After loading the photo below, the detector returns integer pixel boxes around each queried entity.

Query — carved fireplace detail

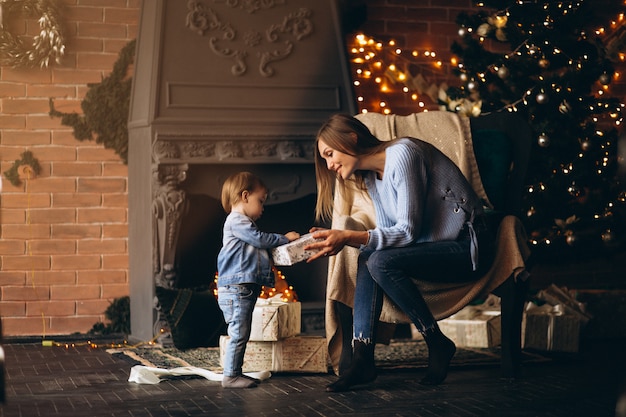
[128,0,356,341]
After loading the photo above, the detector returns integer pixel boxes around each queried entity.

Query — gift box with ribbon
[522,303,582,353]
[250,298,301,342]
[271,233,322,266]
[435,295,502,348]
[220,335,328,373]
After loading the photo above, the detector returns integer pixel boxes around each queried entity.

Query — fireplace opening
[175,187,328,303]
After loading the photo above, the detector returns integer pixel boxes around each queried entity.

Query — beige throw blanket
[325,111,530,374]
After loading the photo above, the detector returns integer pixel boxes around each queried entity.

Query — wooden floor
[1,336,625,417]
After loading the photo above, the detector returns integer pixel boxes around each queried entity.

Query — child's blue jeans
[217,283,261,377]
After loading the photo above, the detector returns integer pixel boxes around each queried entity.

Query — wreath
[0,0,65,68]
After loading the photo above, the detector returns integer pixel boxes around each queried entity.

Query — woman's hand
[304,227,368,262]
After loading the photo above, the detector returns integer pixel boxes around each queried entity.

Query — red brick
[51,255,101,270]
[79,0,128,7]
[77,178,126,193]
[2,285,50,301]
[78,22,127,39]
[102,194,127,207]
[31,271,77,285]
[1,67,52,83]
[76,52,119,70]
[49,284,101,300]
[0,130,51,145]
[29,240,76,255]
[66,5,105,22]
[0,301,26,316]
[49,316,102,335]
[51,224,101,239]
[77,270,126,285]
[36,146,78,161]
[77,207,126,223]
[29,209,76,224]
[49,98,84,114]
[103,224,128,238]
[76,299,111,315]
[51,130,81,146]
[104,39,134,53]
[27,115,67,130]
[2,255,51,271]
[102,254,128,269]
[26,300,76,316]
[1,193,51,209]
[105,7,139,24]
[1,224,51,239]
[0,114,27,129]
[102,162,128,176]
[53,162,102,176]
[52,69,103,85]
[0,272,27,286]
[101,283,129,299]
[2,98,52,114]
[28,85,77,98]
[0,240,26,255]
[67,37,104,53]
[78,147,122,162]
[78,238,126,254]
[29,178,77,193]
[0,82,27,97]
[53,193,102,207]
[1,317,52,336]
[0,209,26,223]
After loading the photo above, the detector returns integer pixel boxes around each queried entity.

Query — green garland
[0,0,65,68]
[49,39,136,164]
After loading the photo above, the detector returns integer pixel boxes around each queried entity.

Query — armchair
[325,110,533,378]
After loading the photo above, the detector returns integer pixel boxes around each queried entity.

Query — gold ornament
[0,0,65,68]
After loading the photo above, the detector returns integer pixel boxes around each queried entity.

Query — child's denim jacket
[217,211,289,288]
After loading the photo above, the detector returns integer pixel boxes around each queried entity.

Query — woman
[305,114,486,392]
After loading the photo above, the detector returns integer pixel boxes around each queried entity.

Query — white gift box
[271,233,322,266]
[250,299,301,341]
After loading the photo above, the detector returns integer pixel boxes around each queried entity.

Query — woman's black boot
[420,325,456,385]
[326,340,377,392]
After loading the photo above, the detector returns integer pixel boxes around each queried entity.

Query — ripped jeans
[353,238,476,344]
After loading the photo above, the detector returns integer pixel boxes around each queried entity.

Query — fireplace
[127,0,357,341]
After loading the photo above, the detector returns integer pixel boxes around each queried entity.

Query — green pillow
[155,286,227,350]
[472,129,513,210]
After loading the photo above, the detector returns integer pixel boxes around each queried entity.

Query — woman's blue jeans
[217,283,261,377]
[353,239,476,343]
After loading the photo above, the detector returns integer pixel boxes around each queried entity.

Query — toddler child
[217,171,299,388]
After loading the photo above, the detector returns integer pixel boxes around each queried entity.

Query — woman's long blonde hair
[314,114,391,222]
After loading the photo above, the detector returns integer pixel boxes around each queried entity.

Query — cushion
[472,129,513,210]
[155,286,227,350]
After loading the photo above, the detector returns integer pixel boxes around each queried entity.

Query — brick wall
[1,1,624,337]
[0,0,140,336]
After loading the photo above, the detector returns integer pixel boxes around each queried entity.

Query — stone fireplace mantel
[128,0,356,341]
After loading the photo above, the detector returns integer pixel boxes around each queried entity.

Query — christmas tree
[444,0,626,260]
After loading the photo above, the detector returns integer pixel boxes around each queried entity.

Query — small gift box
[522,303,581,353]
[437,301,502,348]
[249,298,301,342]
[271,233,322,266]
[220,335,328,373]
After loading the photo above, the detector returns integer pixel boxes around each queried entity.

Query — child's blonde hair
[220,171,268,213]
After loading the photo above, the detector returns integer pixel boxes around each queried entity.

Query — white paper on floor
[128,365,271,384]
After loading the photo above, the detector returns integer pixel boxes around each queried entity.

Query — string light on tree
[449,0,626,257]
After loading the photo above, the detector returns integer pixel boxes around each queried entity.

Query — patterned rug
[109,338,548,373]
